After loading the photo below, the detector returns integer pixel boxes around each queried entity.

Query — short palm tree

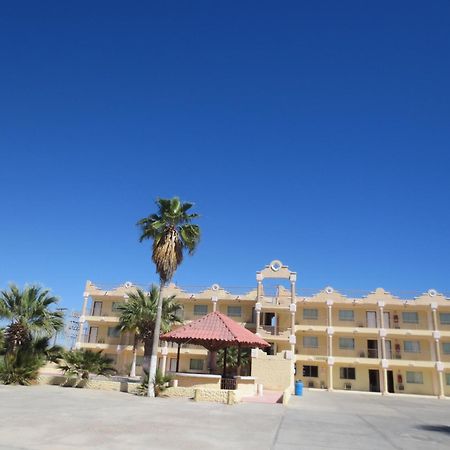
[0,336,61,385]
[58,349,116,385]
[137,197,200,396]
[217,347,250,376]
[0,285,64,353]
[117,286,182,377]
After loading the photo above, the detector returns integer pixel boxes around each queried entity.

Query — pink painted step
[241,390,283,404]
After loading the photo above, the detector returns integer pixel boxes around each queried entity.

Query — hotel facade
[76,260,450,398]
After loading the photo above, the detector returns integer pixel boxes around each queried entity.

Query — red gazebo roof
[160,311,270,351]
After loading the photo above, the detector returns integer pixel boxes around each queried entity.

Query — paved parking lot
[0,385,449,449]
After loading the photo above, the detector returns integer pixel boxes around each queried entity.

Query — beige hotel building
[76,260,450,398]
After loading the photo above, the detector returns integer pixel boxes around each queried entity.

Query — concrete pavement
[0,385,448,449]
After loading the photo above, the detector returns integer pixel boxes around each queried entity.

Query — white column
[327,357,334,391]
[212,296,218,312]
[256,275,263,334]
[161,342,168,376]
[76,293,89,347]
[326,300,333,327]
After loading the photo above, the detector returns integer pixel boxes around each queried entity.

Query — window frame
[439,313,450,325]
[227,306,242,317]
[339,337,355,350]
[442,342,450,354]
[303,336,319,348]
[406,371,423,384]
[403,341,421,353]
[402,311,419,324]
[189,358,204,371]
[193,304,208,316]
[302,365,319,377]
[303,308,318,320]
[340,367,356,380]
[339,310,355,321]
[107,327,121,338]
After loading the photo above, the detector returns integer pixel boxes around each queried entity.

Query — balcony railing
[260,325,290,336]
[296,347,326,356]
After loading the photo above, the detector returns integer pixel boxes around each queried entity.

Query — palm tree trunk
[129,336,138,377]
[147,282,164,397]
[142,335,153,376]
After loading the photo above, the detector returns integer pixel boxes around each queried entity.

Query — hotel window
[175,306,184,320]
[189,359,204,371]
[446,373,450,386]
[440,313,450,325]
[111,302,122,313]
[402,312,419,324]
[107,327,121,338]
[404,341,420,353]
[303,365,319,377]
[194,304,208,316]
[340,367,356,380]
[303,308,318,320]
[339,338,355,350]
[106,354,117,364]
[227,306,242,317]
[303,336,319,348]
[406,371,423,384]
[442,343,450,354]
[169,358,177,372]
[339,310,354,321]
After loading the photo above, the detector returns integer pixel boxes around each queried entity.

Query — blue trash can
[295,380,303,396]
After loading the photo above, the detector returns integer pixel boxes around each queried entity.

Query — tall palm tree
[117,286,182,377]
[137,197,200,396]
[0,285,64,354]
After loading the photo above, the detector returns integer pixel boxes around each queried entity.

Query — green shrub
[136,369,172,396]
[58,349,116,386]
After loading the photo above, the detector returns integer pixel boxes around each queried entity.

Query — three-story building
[76,260,450,398]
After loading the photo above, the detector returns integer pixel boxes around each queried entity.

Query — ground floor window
[406,371,423,384]
[446,373,450,386]
[340,367,356,380]
[106,354,117,364]
[169,358,177,372]
[189,358,204,371]
[303,365,319,377]
[442,342,450,354]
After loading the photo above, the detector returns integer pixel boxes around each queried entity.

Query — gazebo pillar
[176,343,181,372]
[237,346,242,376]
[222,347,227,377]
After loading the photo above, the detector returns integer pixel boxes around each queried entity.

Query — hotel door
[366,311,377,328]
[385,340,392,359]
[88,326,98,344]
[92,301,102,316]
[368,369,380,392]
[387,370,395,393]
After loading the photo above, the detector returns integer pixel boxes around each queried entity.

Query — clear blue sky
[1,1,449,311]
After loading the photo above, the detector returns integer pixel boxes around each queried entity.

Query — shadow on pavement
[415,425,450,434]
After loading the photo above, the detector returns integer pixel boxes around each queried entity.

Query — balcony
[258,326,290,340]
[84,314,120,324]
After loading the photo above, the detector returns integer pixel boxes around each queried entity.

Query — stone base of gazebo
[160,373,258,404]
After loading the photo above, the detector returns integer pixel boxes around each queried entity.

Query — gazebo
[160,311,269,386]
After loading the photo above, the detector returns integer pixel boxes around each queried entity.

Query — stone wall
[251,352,293,390]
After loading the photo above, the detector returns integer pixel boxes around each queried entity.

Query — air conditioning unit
[344,383,352,390]
[308,381,315,388]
